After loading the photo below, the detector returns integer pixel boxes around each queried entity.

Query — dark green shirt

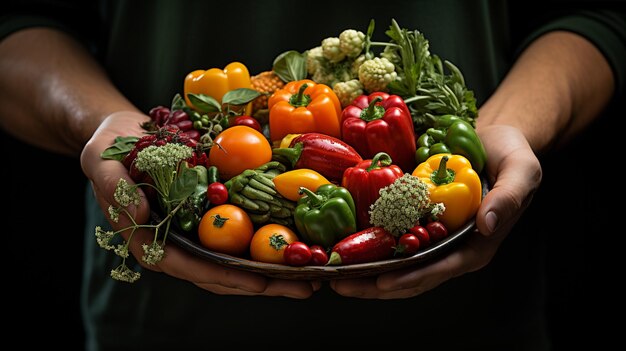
[2,1,625,350]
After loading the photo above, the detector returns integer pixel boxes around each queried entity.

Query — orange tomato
[249,224,299,264]
[198,204,254,256]
[209,126,272,181]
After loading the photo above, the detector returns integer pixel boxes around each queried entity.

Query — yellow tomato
[249,224,299,264]
[272,169,331,202]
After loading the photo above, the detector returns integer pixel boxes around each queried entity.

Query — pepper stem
[298,187,324,208]
[359,96,385,122]
[288,83,312,107]
[211,214,229,228]
[271,142,303,168]
[366,152,393,172]
[430,155,456,185]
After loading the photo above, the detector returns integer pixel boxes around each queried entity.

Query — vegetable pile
[97,19,485,282]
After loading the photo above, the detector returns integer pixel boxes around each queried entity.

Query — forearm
[0,27,140,156]
[477,31,614,152]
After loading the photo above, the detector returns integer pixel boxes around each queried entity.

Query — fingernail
[486,211,498,233]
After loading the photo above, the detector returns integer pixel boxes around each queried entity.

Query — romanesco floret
[321,37,346,63]
[333,79,364,108]
[358,57,397,93]
[369,174,445,236]
[306,46,324,76]
[339,29,365,58]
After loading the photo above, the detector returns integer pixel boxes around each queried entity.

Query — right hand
[80,111,319,298]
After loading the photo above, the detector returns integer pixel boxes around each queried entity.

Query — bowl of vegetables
[97,18,489,283]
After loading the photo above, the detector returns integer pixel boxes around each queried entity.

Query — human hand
[329,124,542,299]
[80,111,319,298]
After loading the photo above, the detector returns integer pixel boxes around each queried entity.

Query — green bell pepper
[415,114,486,173]
[176,163,209,232]
[294,184,357,249]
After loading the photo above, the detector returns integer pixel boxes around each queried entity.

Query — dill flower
[113,178,141,207]
[369,174,445,236]
[95,226,115,250]
[142,241,165,265]
[110,263,141,283]
[134,143,193,198]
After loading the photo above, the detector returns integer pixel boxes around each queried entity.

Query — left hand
[329,124,542,299]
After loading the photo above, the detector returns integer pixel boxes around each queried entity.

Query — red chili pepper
[272,132,363,183]
[326,226,396,265]
[341,152,404,230]
[341,92,417,173]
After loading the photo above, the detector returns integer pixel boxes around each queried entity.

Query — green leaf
[187,93,222,113]
[100,136,140,160]
[273,50,306,83]
[222,88,261,106]
[169,164,198,203]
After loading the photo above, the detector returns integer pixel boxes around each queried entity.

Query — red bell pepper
[341,152,404,230]
[341,92,416,173]
[272,133,363,183]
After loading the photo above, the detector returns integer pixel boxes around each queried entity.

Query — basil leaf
[169,165,198,203]
[273,50,306,83]
[187,93,222,113]
[100,136,140,160]
[222,88,261,106]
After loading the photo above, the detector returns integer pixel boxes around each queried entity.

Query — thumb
[475,126,542,237]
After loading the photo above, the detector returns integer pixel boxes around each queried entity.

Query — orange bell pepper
[412,153,482,232]
[267,79,342,143]
[184,62,252,114]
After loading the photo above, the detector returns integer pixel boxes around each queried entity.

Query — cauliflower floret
[339,29,365,58]
[306,46,324,76]
[358,57,397,93]
[380,45,402,66]
[333,79,364,108]
[350,54,366,77]
[321,37,346,63]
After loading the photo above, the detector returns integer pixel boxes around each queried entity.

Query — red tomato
[231,115,262,132]
[309,245,329,266]
[426,221,448,243]
[396,233,420,256]
[207,182,228,205]
[284,241,312,266]
[409,224,430,248]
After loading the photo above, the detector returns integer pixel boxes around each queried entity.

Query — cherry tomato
[426,221,448,243]
[197,204,254,256]
[409,224,430,248]
[207,182,228,205]
[209,126,272,180]
[231,115,262,132]
[250,224,298,264]
[396,233,420,256]
[284,241,312,266]
[309,245,329,266]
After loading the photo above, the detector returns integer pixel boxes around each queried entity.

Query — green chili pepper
[415,114,486,173]
[207,165,220,183]
[294,184,357,249]
[176,163,209,232]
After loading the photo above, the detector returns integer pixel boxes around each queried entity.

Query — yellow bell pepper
[412,153,482,232]
[184,62,252,114]
[272,168,331,202]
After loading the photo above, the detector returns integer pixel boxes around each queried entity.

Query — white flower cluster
[134,143,193,172]
[369,174,444,236]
